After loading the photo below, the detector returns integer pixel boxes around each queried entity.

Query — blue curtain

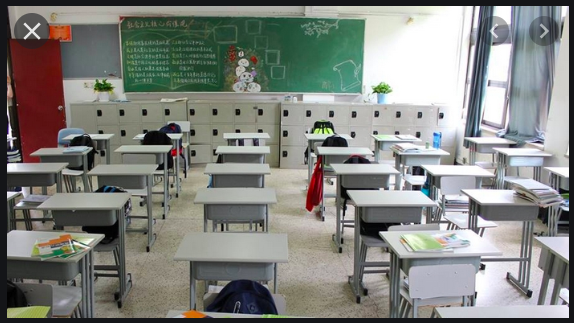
[500,6,562,145]
[464,6,495,148]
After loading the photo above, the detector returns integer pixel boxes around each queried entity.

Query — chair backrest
[57,128,85,147]
[440,176,477,196]
[388,224,440,232]
[407,264,476,299]
[167,120,190,132]
[15,283,53,318]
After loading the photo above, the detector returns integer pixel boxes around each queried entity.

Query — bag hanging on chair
[306,156,324,212]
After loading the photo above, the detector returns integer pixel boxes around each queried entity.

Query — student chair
[398,264,477,318]
[16,282,83,318]
[57,128,89,192]
[167,120,190,178]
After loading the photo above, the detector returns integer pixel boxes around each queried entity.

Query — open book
[391,142,435,153]
[31,234,95,260]
[401,233,470,253]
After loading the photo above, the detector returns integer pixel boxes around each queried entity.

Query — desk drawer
[8,260,81,281]
[341,175,390,189]
[206,205,266,221]
[402,155,441,167]
[402,257,481,275]
[96,175,147,190]
[52,210,117,226]
[478,205,538,221]
[192,262,274,281]
[361,207,422,223]
[212,175,264,188]
[222,154,265,164]
[507,156,545,167]
[477,144,511,154]
[7,173,57,187]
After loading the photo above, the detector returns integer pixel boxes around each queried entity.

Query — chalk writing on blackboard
[301,20,340,38]
[333,60,361,91]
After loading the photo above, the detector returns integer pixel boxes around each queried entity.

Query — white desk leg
[190,263,196,310]
[56,170,63,193]
[495,153,505,189]
[146,174,156,252]
[307,139,313,185]
[80,257,88,317]
[163,152,169,219]
[83,154,90,192]
[550,263,568,305]
[117,208,132,308]
[89,249,95,318]
[538,251,555,305]
[334,174,343,253]
[106,139,111,164]
[374,140,380,163]
[427,175,437,223]
[394,154,402,190]
[349,206,363,303]
[273,263,278,294]
[320,157,325,221]
[389,251,400,318]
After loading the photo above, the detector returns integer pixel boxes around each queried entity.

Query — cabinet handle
[213,149,217,156]
[100,150,106,157]
[212,109,218,116]
[143,129,148,134]
[352,111,357,118]
[395,131,400,135]
[373,131,378,135]
[119,109,125,116]
[329,111,334,118]
[258,109,263,116]
[374,111,380,118]
[142,109,148,116]
[416,132,421,138]
[191,150,196,157]
[235,129,241,133]
[213,129,218,136]
[258,129,263,133]
[121,130,126,136]
[282,151,288,157]
[97,110,102,117]
[417,112,423,119]
[235,109,241,116]
[306,110,312,117]
[189,109,195,116]
[164,109,170,116]
[190,130,196,136]
[98,130,104,134]
[283,130,288,137]
[396,111,401,118]
[439,112,445,119]
[351,131,356,138]
[283,110,288,117]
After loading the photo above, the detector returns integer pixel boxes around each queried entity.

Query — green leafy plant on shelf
[371,82,392,94]
[93,79,114,93]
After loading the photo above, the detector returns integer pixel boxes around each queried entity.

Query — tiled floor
[21,166,565,318]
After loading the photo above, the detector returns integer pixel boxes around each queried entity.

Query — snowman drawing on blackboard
[230,49,261,93]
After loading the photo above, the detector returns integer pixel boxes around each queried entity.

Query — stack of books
[510,178,563,208]
[31,234,94,260]
[400,232,470,253]
[390,142,435,153]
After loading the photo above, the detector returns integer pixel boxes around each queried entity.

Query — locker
[211,103,234,123]
[162,102,187,122]
[440,147,456,165]
[234,124,257,134]
[118,104,141,124]
[436,127,457,147]
[188,103,211,124]
[70,104,97,133]
[140,103,163,123]
[326,105,349,126]
[334,125,350,137]
[189,124,212,144]
[211,145,220,163]
[391,106,415,126]
[304,105,327,125]
[110,145,122,164]
[211,124,235,143]
[234,103,257,123]
[141,123,163,134]
[256,124,279,144]
[280,146,307,169]
[281,104,305,125]
[118,124,142,145]
[268,144,279,167]
[414,127,434,144]
[393,126,415,136]
[281,125,306,146]
[95,104,118,125]
[349,126,372,147]
[349,105,372,126]
[189,145,212,164]
[415,106,438,127]
[372,105,393,125]
[255,103,280,124]
[96,125,120,145]
[437,106,452,126]
[371,126,395,137]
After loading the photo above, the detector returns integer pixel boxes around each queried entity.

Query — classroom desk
[347,191,436,304]
[134,133,183,197]
[7,162,68,204]
[545,167,569,237]
[194,188,277,232]
[7,191,21,232]
[371,134,420,164]
[7,230,104,318]
[380,230,502,318]
[37,193,132,309]
[421,165,495,223]
[492,148,553,189]
[215,146,271,164]
[30,148,93,192]
[315,147,373,222]
[389,147,450,190]
[204,163,271,188]
[173,232,289,310]
[464,137,516,166]
[88,164,158,252]
[462,189,539,297]
[115,145,172,218]
[223,132,270,146]
[434,305,569,318]
[63,133,115,165]
[304,133,353,185]
[330,164,400,253]
[536,237,569,305]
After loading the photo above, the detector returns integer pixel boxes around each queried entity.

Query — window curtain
[464,6,495,148]
[500,6,562,144]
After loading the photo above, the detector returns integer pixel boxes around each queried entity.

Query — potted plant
[94,79,114,102]
[371,82,392,104]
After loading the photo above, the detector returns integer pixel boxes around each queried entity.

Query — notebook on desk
[63,146,89,153]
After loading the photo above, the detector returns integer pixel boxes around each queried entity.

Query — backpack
[68,134,98,171]
[340,155,376,218]
[322,134,348,148]
[142,130,174,170]
[82,185,132,244]
[159,123,182,157]
[312,120,335,135]
[205,280,278,315]
[7,281,28,308]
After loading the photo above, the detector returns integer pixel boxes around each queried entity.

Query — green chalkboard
[120,17,365,93]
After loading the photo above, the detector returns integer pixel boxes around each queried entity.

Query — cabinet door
[234,124,257,134]
[70,104,97,133]
[326,105,349,126]
[280,146,307,169]
[211,145,220,163]
[394,126,415,136]
[391,106,415,126]
[190,124,211,144]
[188,103,211,124]
[281,104,305,125]
[141,123,163,134]
[95,104,118,126]
[211,124,235,143]
[372,105,393,125]
[436,127,457,147]
[415,106,438,127]
[437,106,452,127]
[255,103,280,124]
[189,145,212,164]
[110,145,122,164]
[118,124,142,145]
[303,105,327,125]
[234,103,257,124]
[256,124,279,144]
[96,125,120,145]
[211,103,234,124]
[268,144,279,167]
[349,126,372,147]
[140,103,163,123]
[281,125,305,146]
[118,104,141,124]
[414,127,434,144]
[349,105,372,126]
[163,102,187,122]
[371,126,394,137]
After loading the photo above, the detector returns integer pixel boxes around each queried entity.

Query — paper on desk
[21,195,51,203]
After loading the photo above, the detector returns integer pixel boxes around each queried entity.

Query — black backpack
[68,134,98,171]
[205,280,278,315]
[82,185,131,244]
[322,134,348,147]
[7,280,28,308]
[142,130,174,170]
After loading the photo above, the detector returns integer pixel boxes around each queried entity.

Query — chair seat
[360,234,388,248]
[125,188,148,197]
[62,169,83,176]
[404,175,426,186]
[444,213,498,229]
[52,286,82,318]
[475,161,497,170]
[400,286,464,306]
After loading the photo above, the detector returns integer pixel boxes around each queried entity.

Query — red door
[10,39,66,162]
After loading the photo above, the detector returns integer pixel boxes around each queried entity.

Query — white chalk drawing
[238,58,250,67]
[271,66,286,80]
[265,50,280,65]
[236,66,246,76]
[301,20,339,38]
[233,81,247,92]
[213,25,238,44]
[240,71,254,83]
[332,60,361,91]
[254,36,268,49]
[238,51,244,58]
[247,82,261,93]
[245,20,262,35]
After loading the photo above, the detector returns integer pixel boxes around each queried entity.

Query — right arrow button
[530,16,559,46]
[540,24,549,39]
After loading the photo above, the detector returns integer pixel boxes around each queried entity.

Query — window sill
[480,126,545,150]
